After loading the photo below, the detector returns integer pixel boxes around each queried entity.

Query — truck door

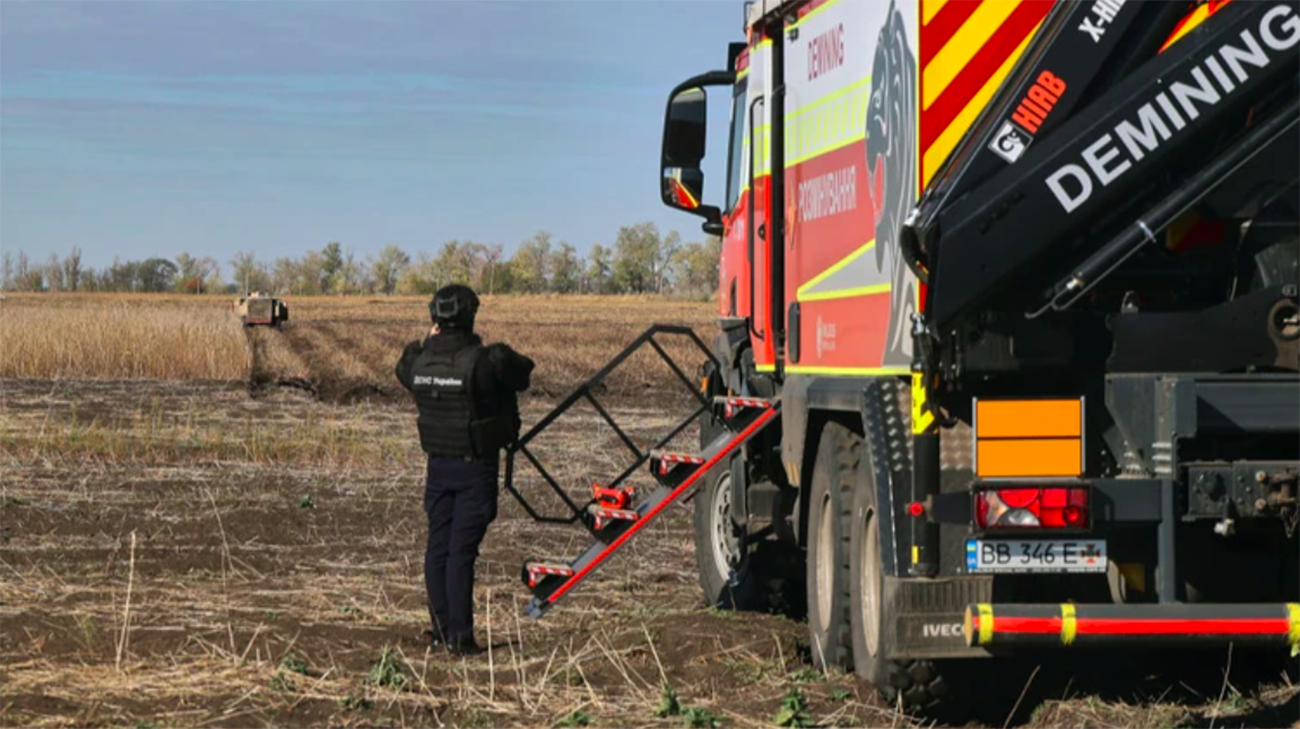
[746,40,777,373]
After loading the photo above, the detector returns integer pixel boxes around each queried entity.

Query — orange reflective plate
[975,399,1081,439]
[976,438,1082,478]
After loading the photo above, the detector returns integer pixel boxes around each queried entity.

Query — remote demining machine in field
[233,292,289,328]
[505,0,1300,710]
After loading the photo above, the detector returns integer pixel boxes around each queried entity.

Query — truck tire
[848,442,949,710]
[805,422,855,670]
[693,461,801,613]
[693,459,763,610]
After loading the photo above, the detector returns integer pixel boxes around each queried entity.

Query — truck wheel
[849,448,949,710]
[805,422,855,670]
[694,461,760,610]
[694,459,802,614]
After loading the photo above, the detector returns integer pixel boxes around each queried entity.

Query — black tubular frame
[504,325,720,525]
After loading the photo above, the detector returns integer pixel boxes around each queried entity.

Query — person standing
[396,284,534,655]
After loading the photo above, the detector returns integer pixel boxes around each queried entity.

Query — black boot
[448,635,483,656]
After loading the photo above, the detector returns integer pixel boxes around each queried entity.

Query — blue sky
[1,1,740,268]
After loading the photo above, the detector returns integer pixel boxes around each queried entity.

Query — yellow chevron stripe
[1160,4,1210,53]
[1287,603,1300,654]
[785,77,871,168]
[798,283,891,303]
[911,372,934,434]
[923,0,948,26]
[923,0,1021,110]
[922,19,1040,185]
[795,239,876,299]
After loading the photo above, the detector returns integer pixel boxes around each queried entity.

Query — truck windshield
[724,80,748,215]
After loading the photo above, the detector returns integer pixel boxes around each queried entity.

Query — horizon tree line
[1,223,722,299]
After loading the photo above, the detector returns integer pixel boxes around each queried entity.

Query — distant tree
[613,222,662,294]
[548,241,581,294]
[655,231,682,294]
[321,242,344,291]
[271,257,295,294]
[295,251,325,295]
[62,247,83,292]
[492,255,518,294]
[1,251,12,290]
[397,251,436,295]
[138,258,178,292]
[45,253,64,292]
[586,244,614,294]
[371,245,410,295]
[672,235,722,296]
[478,243,506,295]
[432,240,477,287]
[229,251,272,293]
[14,252,26,289]
[512,231,553,293]
[19,270,44,292]
[334,247,363,294]
[175,252,219,293]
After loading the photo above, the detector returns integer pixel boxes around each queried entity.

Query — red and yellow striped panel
[918,0,1055,189]
[1160,0,1235,53]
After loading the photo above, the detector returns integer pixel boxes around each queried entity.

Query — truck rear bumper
[965,602,1300,649]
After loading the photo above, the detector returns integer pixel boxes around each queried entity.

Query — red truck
[511,0,1298,711]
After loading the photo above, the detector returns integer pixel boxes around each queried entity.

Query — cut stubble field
[1,294,1296,729]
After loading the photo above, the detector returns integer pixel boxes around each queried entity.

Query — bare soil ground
[2,297,1297,728]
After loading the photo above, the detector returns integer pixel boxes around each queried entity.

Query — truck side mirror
[660,71,734,235]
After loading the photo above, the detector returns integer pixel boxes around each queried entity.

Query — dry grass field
[1,293,1297,729]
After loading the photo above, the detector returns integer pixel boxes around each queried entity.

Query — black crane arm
[909,0,1300,332]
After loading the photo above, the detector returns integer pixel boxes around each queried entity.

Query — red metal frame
[545,405,781,605]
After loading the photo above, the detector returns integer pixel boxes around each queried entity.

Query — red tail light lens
[975,487,1089,529]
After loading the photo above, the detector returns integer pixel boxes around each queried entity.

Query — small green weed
[298,493,314,509]
[365,646,409,690]
[774,688,814,728]
[338,692,373,712]
[1223,691,1252,712]
[280,653,309,675]
[656,683,682,718]
[559,709,590,727]
[682,706,721,728]
[265,610,280,621]
[269,672,296,692]
[789,667,823,683]
[830,688,851,702]
[703,606,738,620]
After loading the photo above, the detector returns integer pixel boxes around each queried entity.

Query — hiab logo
[988,70,1067,164]
[989,121,1031,164]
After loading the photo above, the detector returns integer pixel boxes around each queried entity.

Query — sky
[0,1,740,268]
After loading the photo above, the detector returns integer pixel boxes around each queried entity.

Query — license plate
[965,539,1107,573]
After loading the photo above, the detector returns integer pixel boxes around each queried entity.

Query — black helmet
[430,284,480,331]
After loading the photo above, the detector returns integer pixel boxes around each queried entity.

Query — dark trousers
[424,456,499,644]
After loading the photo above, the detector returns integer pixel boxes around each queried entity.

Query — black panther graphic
[865,0,917,367]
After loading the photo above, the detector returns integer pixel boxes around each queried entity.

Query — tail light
[975,486,1089,529]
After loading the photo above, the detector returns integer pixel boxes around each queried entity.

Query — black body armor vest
[409,342,518,459]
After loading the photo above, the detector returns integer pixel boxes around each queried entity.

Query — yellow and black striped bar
[965,603,1300,649]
